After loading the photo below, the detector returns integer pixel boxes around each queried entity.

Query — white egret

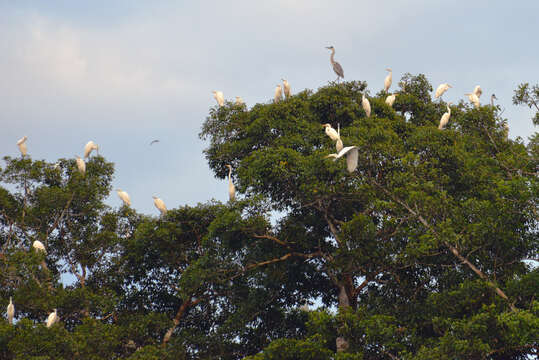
[84,141,99,159]
[282,79,291,99]
[325,146,359,173]
[362,94,371,117]
[32,240,46,253]
[438,102,453,130]
[322,124,340,142]
[152,196,167,216]
[435,83,452,99]
[473,85,482,98]
[46,309,58,328]
[326,46,344,81]
[75,156,86,175]
[274,85,283,103]
[385,93,398,107]
[384,68,392,92]
[17,136,28,157]
[235,96,244,105]
[503,121,509,140]
[116,189,131,207]
[7,297,14,325]
[212,91,224,107]
[465,93,480,108]
[226,164,236,201]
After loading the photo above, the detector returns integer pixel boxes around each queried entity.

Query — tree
[201,75,538,358]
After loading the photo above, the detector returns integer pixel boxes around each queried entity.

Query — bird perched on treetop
[326,46,344,81]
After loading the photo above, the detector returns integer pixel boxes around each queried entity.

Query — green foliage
[513,82,539,125]
[1,75,537,359]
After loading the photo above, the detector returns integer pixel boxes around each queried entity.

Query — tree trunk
[336,284,350,352]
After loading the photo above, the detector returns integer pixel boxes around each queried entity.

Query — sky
[1,0,538,216]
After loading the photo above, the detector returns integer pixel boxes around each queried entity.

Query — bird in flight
[150,140,160,146]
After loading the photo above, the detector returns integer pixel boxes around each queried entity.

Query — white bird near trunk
[282,79,291,99]
[362,94,371,117]
[465,93,480,108]
[473,85,482,98]
[7,297,14,325]
[17,136,28,157]
[325,146,359,173]
[274,85,283,103]
[46,309,58,328]
[226,164,236,201]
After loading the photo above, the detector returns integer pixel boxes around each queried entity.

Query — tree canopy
[1,76,538,359]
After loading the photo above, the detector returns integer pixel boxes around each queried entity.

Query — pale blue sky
[1,1,538,215]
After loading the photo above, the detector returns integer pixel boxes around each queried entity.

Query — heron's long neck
[330,49,335,63]
[228,168,232,182]
[491,97,494,106]
[447,106,451,114]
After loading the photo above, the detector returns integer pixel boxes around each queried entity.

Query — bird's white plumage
[336,138,343,152]
[153,196,167,215]
[322,124,340,142]
[17,136,28,157]
[76,156,86,175]
[438,103,452,130]
[274,85,282,103]
[226,165,236,201]
[385,93,397,107]
[465,93,480,108]
[384,68,392,92]
[116,189,131,207]
[213,91,224,107]
[84,141,99,159]
[435,83,452,99]
[7,297,14,325]
[473,85,482,98]
[32,240,46,253]
[46,309,58,328]
[362,94,371,117]
[326,146,359,173]
[235,96,244,105]
[282,79,291,99]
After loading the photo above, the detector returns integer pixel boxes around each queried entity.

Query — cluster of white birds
[5,241,59,327]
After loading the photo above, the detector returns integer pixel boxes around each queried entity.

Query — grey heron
[326,46,344,82]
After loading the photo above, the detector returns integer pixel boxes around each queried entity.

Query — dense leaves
[1,76,538,359]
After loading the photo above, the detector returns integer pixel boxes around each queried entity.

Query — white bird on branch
[226,164,236,201]
[325,146,359,173]
[84,141,99,159]
[438,102,453,130]
[152,196,167,216]
[17,136,28,157]
[212,91,224,107]
[362,94,371,117]
[46,309,58,328]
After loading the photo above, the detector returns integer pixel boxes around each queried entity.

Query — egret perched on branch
[17,136,28,157]
[75,156,86,175]
[32,240,46,253]
[282,79,291,99]
[274,85,283,103]
[235,96,244,105]
[46,309,58,328]
[322,124,340,142]
[7,297,14,325]
[362,94,371,117]
[490,94,497,107]
[434,83,452,99]
[325,146,359,173]
[84,141,99,159]
[385,93,398,107]
[116,189,131,207]
[226,164,236,201]
[384,68,392,92]
[465,93,480,108]
[152,196,167,216]
[326,46,344,81]
[212,91,224,107]
[438,102,452,130]
[473,85,482,98]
